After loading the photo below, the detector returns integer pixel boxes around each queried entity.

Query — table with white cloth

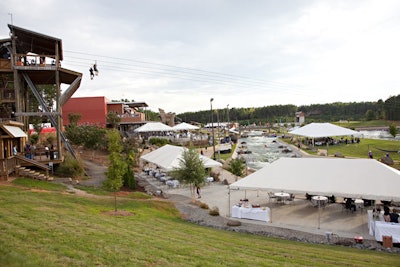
[231,205,270,222]
[354,199,364,211]
[274,192,290,204]
[367,210,400,242]
[205,177,214,183]
[311,196,328,207]
[374,221,400,243]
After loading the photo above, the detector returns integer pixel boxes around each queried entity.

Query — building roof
[1,125,27,138]
[108,101,148,108]
[8,24,63,60]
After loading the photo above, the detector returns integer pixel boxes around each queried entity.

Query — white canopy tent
[229,157,400,202]
[140,144,222,171]
[289,122,359,138]
[134,122,173,132]
[172,122,199,131]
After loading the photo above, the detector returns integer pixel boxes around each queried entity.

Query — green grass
[0,182,399,266]
[303,139,400,161]
[12,178,67,191]
[334,120,400,128]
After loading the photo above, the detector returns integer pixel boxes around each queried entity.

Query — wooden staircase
[14,155,53,181]
[15,166,53,181]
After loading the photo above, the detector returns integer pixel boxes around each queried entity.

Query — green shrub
[55,153,84,178]
[209,206,219,216]
[199,202,209,209]
[123,166,135,189]
[149,138,169,147]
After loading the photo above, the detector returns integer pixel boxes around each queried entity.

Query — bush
[123,166,135,189]
[149,138,169,147]
[199,202,209,209]
[55,153,84,178]
[209,206,220,216]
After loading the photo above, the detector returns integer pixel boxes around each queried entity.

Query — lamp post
[227,104,230,125]
[226,104,230,141]
[210,98,216,160]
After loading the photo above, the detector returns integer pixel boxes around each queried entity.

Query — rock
[334,152,344,158]
[381,155,394,165]
[227,220,241,227]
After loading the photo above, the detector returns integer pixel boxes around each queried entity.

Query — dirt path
[80,160,108,187]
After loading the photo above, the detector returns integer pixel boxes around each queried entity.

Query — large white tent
[289,122,359,138]
[172,122,199,131]
[140,144,222,171]
[134,122,173,132]
[229,157,400,201]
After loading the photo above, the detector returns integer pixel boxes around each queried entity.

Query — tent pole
[228,187,231,217]
[326,142,329,157]
[318,200,321,229]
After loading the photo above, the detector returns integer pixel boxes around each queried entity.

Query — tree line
[176,94,400,125]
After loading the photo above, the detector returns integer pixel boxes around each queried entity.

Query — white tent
[229,157,400,201]
[172,122,199,131]
[134,122,173,132]
[289,122,359,138]
[140,144,222,171]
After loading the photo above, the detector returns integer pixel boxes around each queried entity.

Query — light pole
[227,104,230,125]
[226,104,230,140]
[210,98,216,160]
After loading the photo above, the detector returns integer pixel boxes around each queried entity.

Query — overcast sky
[1,0,400,114]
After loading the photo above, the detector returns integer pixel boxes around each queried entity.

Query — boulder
[381,155,394,165]
[334,152,344,158]
[227,220,242,227]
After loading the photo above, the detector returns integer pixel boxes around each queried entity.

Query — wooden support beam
[14,112,60,116]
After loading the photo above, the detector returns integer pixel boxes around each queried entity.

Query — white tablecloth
[374,221,400,242]
[205,177,214,183]
[231,205,270,222]
[311,196,328,207]
[367,210,400,242]
[274,192,289,198]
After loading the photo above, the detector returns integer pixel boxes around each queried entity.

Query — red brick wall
[62,96,108,127]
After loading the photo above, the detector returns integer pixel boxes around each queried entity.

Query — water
[237,131,301,170]
[358,130,400,140]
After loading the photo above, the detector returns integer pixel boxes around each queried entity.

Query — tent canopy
[140,144,222,171]
[229,157,400,201]
[134,122,173,132]
[289,122,359,138]
[172,122,199,131]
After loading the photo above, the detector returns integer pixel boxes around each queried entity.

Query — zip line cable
[63,50,314,94]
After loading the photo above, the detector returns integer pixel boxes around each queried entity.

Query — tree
[106,111,121,129]
[170,146,207,201]
[389,123,398,138]
[365,109,376,121]
[68,113,82,127]
[123,151,136,189]
[228,158,245,177]
[103,129,126,211]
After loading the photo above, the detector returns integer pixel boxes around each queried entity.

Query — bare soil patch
[102,210,135,216]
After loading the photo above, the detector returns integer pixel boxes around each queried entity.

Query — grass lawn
[0,179,399,266]
[302,139,400,161]
[335,120,400,128]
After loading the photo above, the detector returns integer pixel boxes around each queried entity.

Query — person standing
[196,186,201,199]
[12,145,17,155]
[368,151,373,159]
[49,144,54,160]
[45,145,49,158]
